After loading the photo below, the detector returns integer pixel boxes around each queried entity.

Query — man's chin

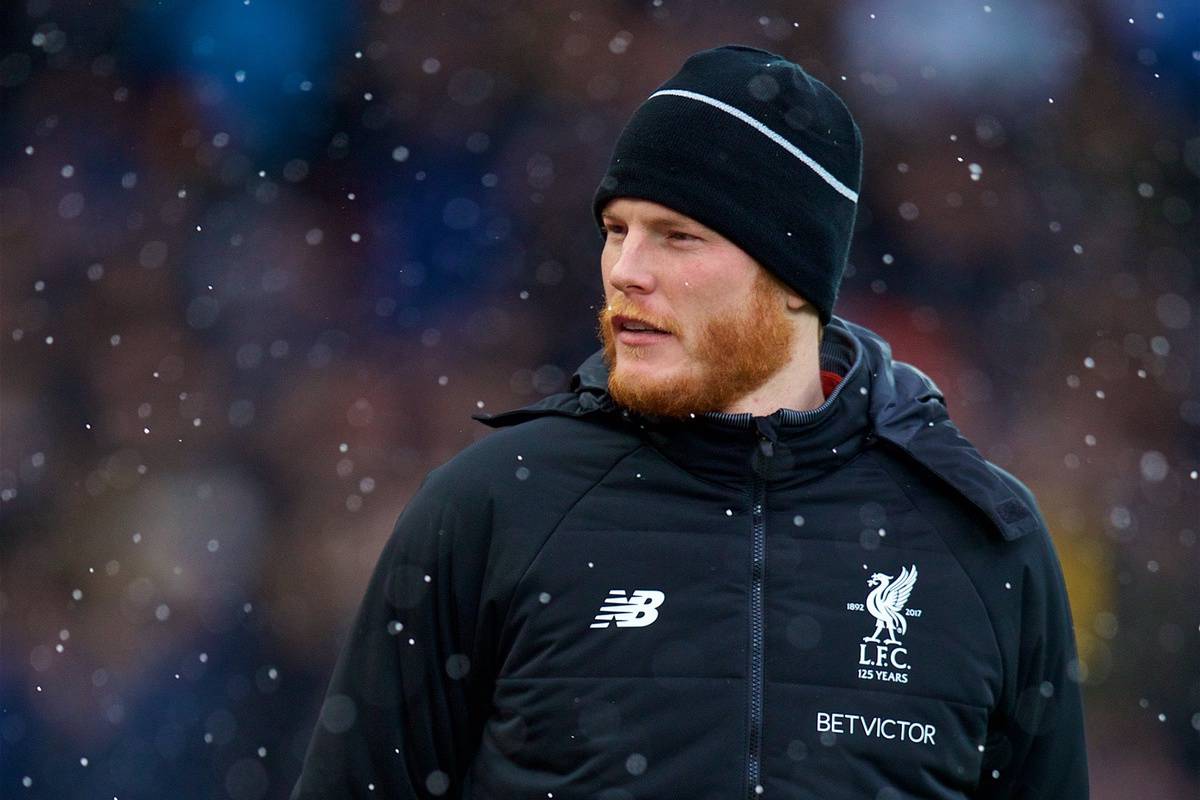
[612,349,671,372]
[611,351,684,382]
[607,362,710,419]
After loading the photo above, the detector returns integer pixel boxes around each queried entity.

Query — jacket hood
[472,314,1041,541]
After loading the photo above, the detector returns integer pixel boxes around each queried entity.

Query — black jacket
[292,315,1088,799]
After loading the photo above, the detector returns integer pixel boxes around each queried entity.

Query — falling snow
[2,3,1195,796]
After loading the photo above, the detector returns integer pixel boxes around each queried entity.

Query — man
[293,45,1088,799]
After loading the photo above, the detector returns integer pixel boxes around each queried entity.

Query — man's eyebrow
[600,212,700,229]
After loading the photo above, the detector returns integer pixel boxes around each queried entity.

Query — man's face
[596,197,796,418]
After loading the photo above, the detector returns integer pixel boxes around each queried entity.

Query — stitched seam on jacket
[637,438,751,493]
[639,434,873,494]
[494,674,991,711]
[497,443,648,673]
[865,446,1007,708]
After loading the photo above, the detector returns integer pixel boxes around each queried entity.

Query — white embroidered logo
[863,565,919,645]
[589,589,665,629]
[847,564,922,684]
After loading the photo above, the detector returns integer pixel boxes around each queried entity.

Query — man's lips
[616,328,671,345]
[612,314,670,334]
[611,314,673,346]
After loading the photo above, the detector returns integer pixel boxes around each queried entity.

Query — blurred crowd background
[1,1,1197,798]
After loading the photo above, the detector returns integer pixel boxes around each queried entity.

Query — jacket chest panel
[486,460,1004,798]
[759,533,998,798]
[499,525,750,681]
[764,535,1000,707]
[497,464,1001,707]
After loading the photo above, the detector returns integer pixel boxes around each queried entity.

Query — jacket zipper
[747,427,774,798]
[695,342,859,796]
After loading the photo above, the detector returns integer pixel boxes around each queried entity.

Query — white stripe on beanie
[648,88,859,203]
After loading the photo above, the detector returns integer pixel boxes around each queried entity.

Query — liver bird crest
[862,565,918,645]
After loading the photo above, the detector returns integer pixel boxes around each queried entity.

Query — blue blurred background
[1,1,1197,798]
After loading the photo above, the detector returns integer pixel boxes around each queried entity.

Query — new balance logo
[589,589,665,629]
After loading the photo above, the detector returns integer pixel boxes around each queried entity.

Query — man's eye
[668,231,698,241]
[601,225,625,236]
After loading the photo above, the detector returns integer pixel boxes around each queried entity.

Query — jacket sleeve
[291,464,499,799]
[977,505,1089,798]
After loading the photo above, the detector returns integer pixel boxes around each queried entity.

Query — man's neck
[719,344,827,416]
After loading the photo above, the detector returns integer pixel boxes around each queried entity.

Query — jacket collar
[472,315,1039,541]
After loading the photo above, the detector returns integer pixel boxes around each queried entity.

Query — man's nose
[607,228,658,295]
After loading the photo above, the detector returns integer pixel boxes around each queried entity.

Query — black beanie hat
[592,44,863,327]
